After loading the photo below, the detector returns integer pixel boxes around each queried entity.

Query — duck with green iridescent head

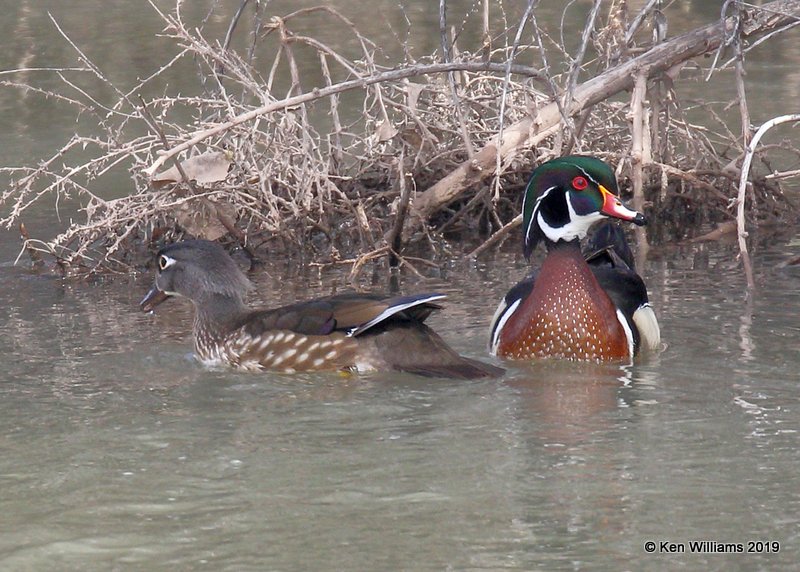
[489,155,661,363]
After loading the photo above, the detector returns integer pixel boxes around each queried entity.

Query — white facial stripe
[574,164,600,187]
[526,186,556,245]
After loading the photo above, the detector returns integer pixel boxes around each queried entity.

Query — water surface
[2,238,799,570]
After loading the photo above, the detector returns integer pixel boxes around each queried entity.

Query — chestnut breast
[497,247,630,362]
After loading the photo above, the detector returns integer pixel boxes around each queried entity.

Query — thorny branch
[0,0,798,280]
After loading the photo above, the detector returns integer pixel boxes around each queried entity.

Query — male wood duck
[489,155,661,363]
[141,240,503,379]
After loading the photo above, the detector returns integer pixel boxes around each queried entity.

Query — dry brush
[1,0,799,279]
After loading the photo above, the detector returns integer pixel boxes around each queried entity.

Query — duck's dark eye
[572,176,588,191]
[158,255,170,271]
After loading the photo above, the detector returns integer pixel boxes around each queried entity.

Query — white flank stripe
[616,308,635,362]
[490,298,521,355]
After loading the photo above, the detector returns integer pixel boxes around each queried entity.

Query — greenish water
[2,241,800,571]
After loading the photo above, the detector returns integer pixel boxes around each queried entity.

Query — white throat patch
[536,196,605,243]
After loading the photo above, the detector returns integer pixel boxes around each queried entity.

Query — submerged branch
[736,114,800,295]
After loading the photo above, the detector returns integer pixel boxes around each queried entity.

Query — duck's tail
[363,322,505,380]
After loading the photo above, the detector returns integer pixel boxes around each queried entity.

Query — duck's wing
[238,292,446,338]
[238,292,503,379]
[333,293,446,337]
[586,223,660,352]
[585,221,636,269]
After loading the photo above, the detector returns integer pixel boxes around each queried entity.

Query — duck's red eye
[572,176,588,191]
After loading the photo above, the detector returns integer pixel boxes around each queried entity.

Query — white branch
[736,113,800,293]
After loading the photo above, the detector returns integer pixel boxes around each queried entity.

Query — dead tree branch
[410,0,800,223]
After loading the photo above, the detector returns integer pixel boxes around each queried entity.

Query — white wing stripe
[347,294,447,337]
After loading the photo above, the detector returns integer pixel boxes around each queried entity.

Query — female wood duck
[141,240,503,379]
[489,155,661,363]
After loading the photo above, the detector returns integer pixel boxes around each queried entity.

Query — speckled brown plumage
[141,240,503,379]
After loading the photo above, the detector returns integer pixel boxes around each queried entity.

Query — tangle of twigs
[0,0,797,278]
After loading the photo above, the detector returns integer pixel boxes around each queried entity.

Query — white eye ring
[158,255,175,271]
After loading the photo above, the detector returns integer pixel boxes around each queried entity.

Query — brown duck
[141,240,503,379]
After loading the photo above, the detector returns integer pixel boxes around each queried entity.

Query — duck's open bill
[140,287,169,312]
